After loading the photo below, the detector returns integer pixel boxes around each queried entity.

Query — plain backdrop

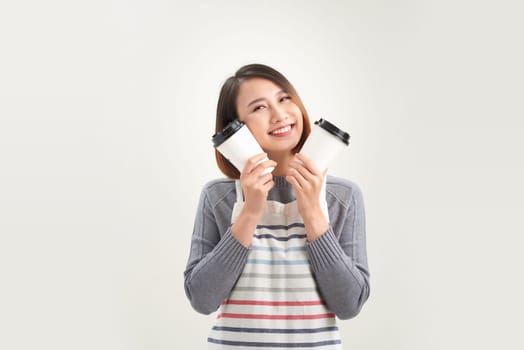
[1,1,523,349]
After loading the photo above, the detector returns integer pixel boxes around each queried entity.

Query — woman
[184,64,370,349]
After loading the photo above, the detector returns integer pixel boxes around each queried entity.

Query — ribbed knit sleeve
[184,182,251,315]
[307,228,348,269]
[185,229,250,314]
[306,181,370,320]
[210,229,251,273]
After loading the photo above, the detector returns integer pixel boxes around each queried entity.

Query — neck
[268,151,294,176]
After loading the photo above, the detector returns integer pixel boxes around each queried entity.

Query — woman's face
[235,77,303,158]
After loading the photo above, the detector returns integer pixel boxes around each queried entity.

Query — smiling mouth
[269,124,294,136]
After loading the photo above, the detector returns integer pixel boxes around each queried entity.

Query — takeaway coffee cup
[212,119,274,175]
[300,118,350,172]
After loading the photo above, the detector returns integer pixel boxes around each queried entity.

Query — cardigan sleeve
[306,182,370,319]
[183,185,251,315]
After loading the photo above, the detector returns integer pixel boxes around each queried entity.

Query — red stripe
[217,313,335,320]
[222,300,326,306]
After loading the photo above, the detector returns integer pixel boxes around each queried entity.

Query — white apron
[208,180,342,349]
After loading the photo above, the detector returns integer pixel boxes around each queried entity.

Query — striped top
[207,180,342,349]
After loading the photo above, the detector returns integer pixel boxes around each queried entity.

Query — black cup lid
[212,119,245,147]
[315,118,350,145]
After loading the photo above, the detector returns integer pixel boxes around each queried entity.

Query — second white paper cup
[300,118,350,172]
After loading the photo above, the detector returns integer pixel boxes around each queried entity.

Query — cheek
[292,108,304,127]
[291,105,302,119]
[245,120,266,138]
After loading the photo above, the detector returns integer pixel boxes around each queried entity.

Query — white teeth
[271,125,291,135]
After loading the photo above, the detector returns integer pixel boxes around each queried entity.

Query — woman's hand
[231,153,277,247]
[286,153,329,241]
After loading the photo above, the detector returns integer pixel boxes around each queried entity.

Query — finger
[290,156,324,187]
[289,158,316,183]
[295,153,321,176]
[258,171,274,185]
[243,153,269,174]
[285,175,302,192]
[251,159,277,177]
[262,178,275,192]
[287,167,308,190]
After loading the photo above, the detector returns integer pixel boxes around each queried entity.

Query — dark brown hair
[215,64,311,178]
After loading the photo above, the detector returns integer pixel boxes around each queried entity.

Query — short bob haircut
[215,64,312,179]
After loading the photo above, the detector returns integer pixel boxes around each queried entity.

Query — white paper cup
[212,120,274,175]
[300,118,350,172]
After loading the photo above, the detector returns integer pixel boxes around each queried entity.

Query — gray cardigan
[184,175,370,319]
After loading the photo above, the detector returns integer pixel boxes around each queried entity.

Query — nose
[271,105,288,123]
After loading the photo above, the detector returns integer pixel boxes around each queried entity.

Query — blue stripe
[256,223,305,230]
[208,338,342,348]
[252,246,306,253]
[247,259,310,265]
[212,326,339,334]
[253,234,306,241]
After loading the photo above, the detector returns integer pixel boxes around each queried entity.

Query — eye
[280,95,291,103]
[253,104,266,112]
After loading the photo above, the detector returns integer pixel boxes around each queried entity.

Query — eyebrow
[246,90,287,108]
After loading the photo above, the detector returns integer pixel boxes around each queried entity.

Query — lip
[268,123,295,137]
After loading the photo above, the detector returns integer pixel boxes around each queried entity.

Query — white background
[1,1,523,349]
